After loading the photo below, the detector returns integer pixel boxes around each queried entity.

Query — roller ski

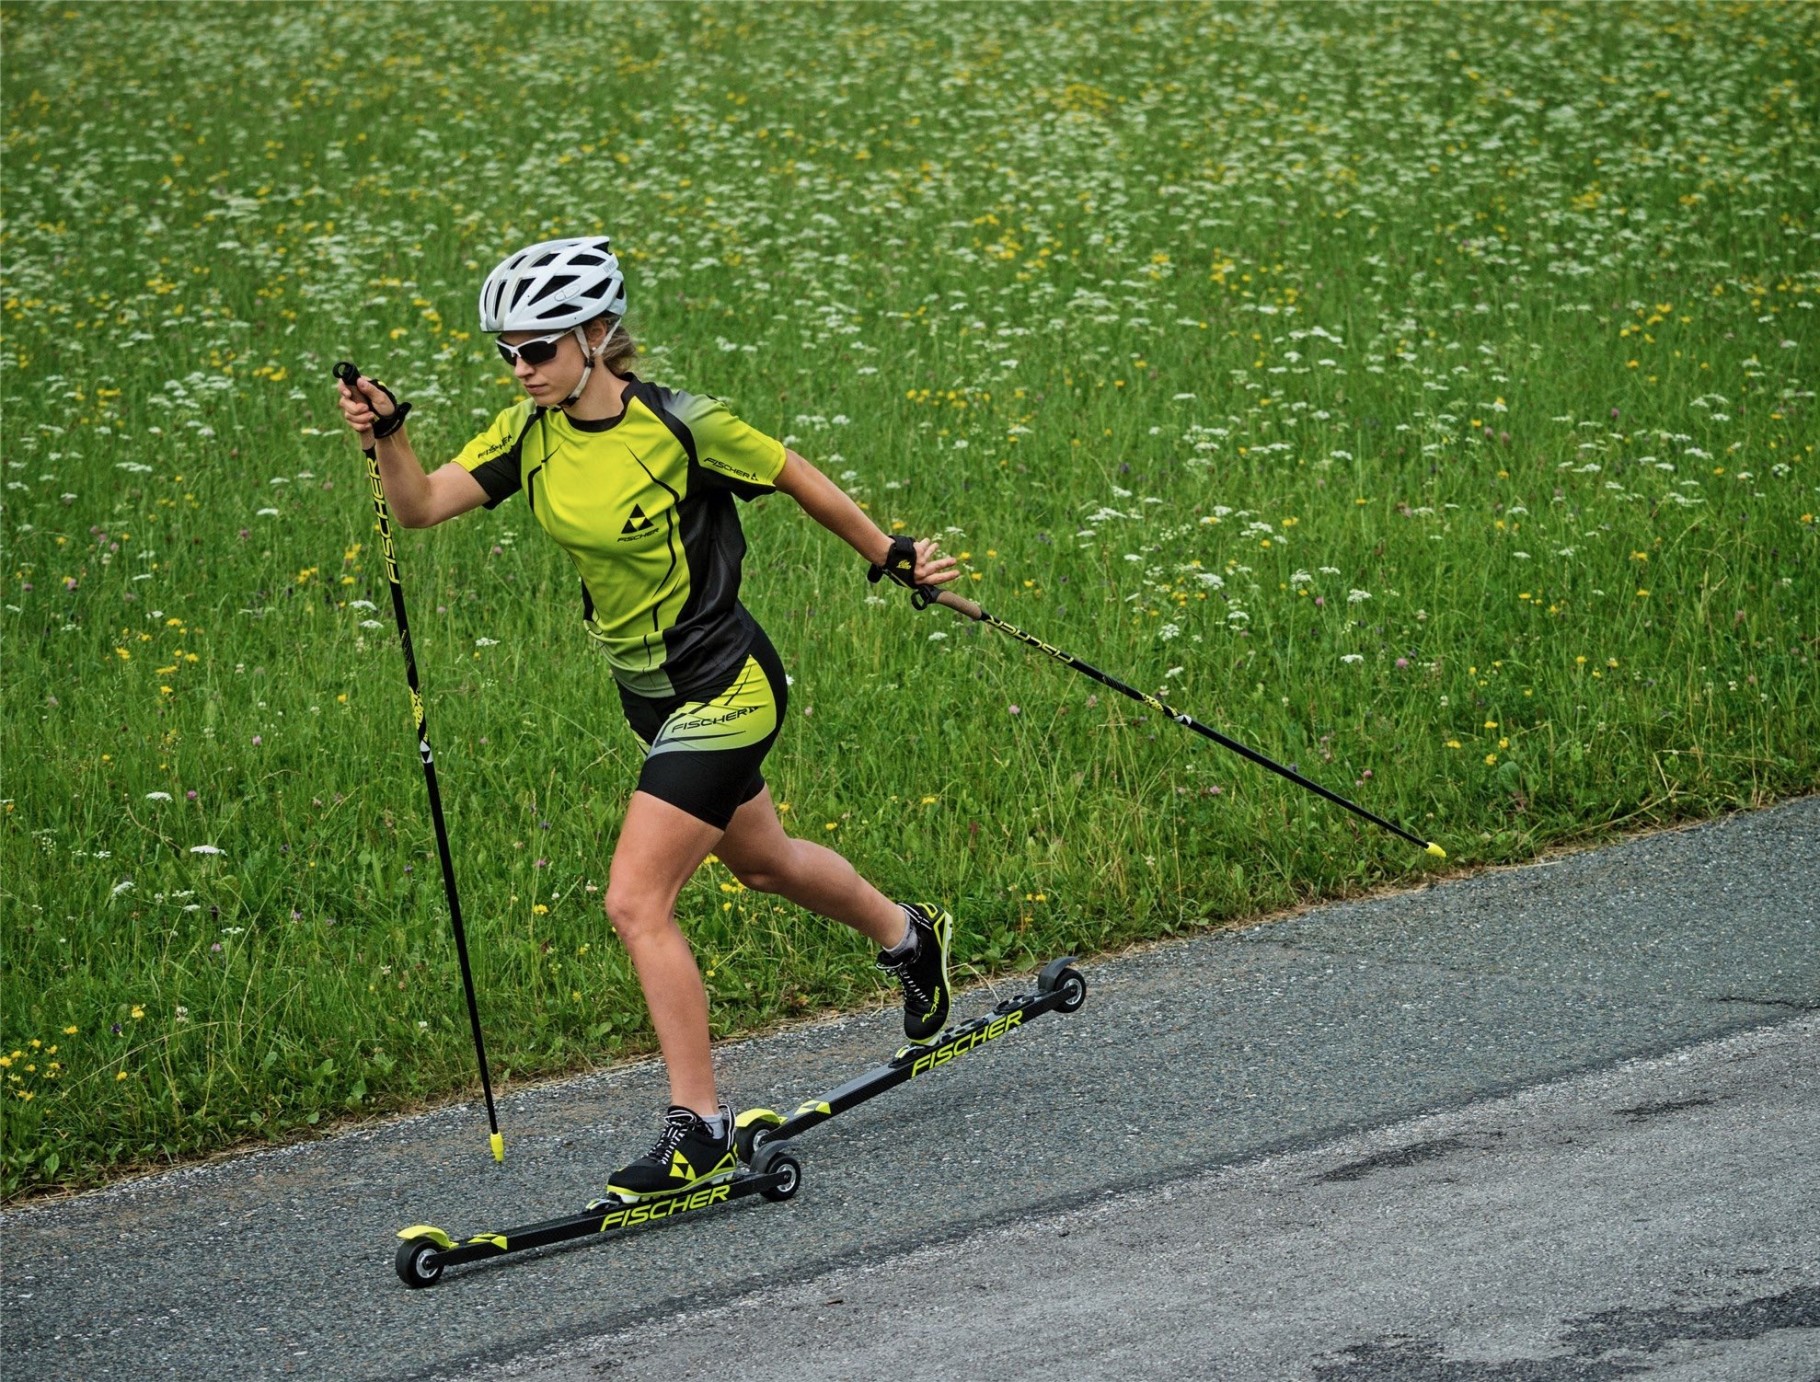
[730,954,1087,1164]
[393,955,1086,1289]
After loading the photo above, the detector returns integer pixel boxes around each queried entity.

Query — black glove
[867,534,938,610]
[367,376,413,440]
[335,363,413,439]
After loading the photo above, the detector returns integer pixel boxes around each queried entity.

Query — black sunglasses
[495,329,570,367]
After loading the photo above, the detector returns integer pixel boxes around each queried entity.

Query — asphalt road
[4,796,1816,1381]
[508,1016,1820,1382]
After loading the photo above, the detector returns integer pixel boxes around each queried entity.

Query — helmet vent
[529,273,578,305]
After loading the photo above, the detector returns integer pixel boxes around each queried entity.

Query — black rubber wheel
[751,1143,802,1202]
[733,1109,783,1164]
[1051,967,1087,1013]
[734,1123,764,1164]
[395,1238,444,1289]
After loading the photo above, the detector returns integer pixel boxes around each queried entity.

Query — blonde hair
[592,315,638,375]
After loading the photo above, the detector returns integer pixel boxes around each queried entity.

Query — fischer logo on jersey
[618,504,659,540]
[705,455,762,484]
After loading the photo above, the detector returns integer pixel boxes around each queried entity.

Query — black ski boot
[603,1105,738,1203]
[877,902,954,1045]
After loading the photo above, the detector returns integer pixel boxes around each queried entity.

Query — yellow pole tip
[490,1132,505,1163]
[1425,842,1447,860]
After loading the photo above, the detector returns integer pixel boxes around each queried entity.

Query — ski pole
[918,586,1445,859]
[334,360,505,1164]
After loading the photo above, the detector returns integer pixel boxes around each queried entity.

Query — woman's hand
[335,373,395,448]
[908,536,960,589]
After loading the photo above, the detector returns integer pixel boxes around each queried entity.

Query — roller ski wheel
[734,1107,784,1164]
[395,1236,444,1289]
[1037,956,1087,1013]
[750,1141,802,1202]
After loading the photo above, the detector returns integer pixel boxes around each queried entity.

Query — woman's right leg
[604,789,727,1115]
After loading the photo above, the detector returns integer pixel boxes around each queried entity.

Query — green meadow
[2,1,1814,1197]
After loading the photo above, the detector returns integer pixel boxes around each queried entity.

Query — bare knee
[603,885,671,947]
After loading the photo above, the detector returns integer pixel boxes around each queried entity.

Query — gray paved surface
[2,796,1816,1381]
[507,1016,1820,1382]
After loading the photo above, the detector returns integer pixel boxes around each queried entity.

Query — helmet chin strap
[560,320,621,407]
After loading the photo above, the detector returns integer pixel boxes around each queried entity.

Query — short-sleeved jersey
[453,375,786,699]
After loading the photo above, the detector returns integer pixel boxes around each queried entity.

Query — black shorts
[616,627,788,830]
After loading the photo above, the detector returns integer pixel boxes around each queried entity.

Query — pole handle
[931,589,986,622]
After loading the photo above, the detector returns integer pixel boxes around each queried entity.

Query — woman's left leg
[714,785,903,948]
[716,784,955,1044]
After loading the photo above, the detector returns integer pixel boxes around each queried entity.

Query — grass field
[2,1,1815,1198]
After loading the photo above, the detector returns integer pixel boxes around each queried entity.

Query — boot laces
[880,950,931,1010]
[643,1107,697,1162]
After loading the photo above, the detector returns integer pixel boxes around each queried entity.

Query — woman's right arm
[337,375,490,528]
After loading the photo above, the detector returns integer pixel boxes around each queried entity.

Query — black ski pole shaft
[334,360,505,1163]
[927,588,1445,859]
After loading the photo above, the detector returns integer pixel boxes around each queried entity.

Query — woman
[337,235,959,1201]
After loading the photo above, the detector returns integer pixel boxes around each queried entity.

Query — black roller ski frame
[392,957,1085,1289]
[394,1141,804,1289]
[731,956,1088,1163]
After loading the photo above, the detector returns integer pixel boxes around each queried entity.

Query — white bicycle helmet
[479,237,629,405]
[479,236,626,332]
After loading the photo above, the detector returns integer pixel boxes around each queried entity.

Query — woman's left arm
[774,450,959,589]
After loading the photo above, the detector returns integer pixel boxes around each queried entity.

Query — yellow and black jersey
[454,375,787,699]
